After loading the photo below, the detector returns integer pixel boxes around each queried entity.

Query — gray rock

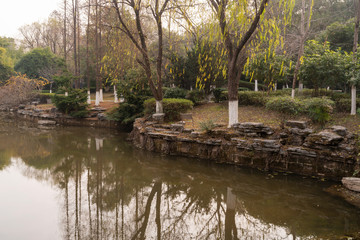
[171,124,184,132]
[287,147,317,158]
[306,130,343,146]
[342,177,360,193]
[97,113,107,121]
[328,125,347,137]
[38,120,56,126]
[18,104,26,109]
[252,139,281,152]
[285,120,307,129]
[152,113,165,123]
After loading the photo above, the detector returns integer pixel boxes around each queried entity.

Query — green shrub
[212,88,228,103]
[144,98,193,121]
[200,120,216,133]
[304,97,334,125]
[238,91,267,106]
[335,98,360,112]
[239,80,266,91]
[186,89,206,105]
[53,89,89,118]
[164,87,188,99]
[107,103,144,125]
[265,96,305,115]
[38,93,55,104]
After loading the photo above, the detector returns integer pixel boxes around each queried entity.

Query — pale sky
[0,0,60,39]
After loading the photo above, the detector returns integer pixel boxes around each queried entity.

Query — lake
[0,113,359,240]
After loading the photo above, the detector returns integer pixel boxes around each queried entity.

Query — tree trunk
[99,89,104,102]
[87,90,91,104]
[95,91,100,106]
[291,0,313,98]
[156,100,163,114]
[114,85,119,103]
[351,0,360,115]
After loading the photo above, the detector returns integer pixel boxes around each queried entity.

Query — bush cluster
[266,96,305,115]
[53,89,89,118]
[186,89,206,105]
[304,97,334,125]
[238,91,267,106]
[164,87,188,99]
[144,98,193,121]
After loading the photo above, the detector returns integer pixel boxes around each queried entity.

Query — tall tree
[111,0,171,114]
[351,0,360,115]
[291,0,314,98]
[208,0,294,126]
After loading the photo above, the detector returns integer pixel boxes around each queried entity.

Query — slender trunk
[64,0,67,62]
[156,100,163,114]
[72,0,78,88]
[254,80,258,92]
[228,100,238,127]
[87,90,91,104]
[86,0,90,92]
[114,85,119,103]
[351,0,360,115]
[99,88,104,102]
[95,91,100,106]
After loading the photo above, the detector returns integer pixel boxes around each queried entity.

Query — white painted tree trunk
[254,80,258,92]
[286,84,289,88]
[114,85,119,103]
[65,92,68,97]
[87,90,91,104]
[351,85,356,115]
[327,86,330,91]
[99,89,104,102]
[299,83,304,91]
[228,100,238,127]
[274,83,277,91]
[156,100,163,114]
[291,88,295,99]
[50,89,52,93]
[95,91,100,106]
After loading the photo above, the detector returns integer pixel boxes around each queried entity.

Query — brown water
[0,114,360,240]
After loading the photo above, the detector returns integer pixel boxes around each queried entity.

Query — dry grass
[188,103,360,133]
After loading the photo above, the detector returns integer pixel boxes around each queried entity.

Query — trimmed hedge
[164,87,188,99]
[238,91,267,106]
[335,98,360,112]
[144,98,194,121]
[265,96,305,115]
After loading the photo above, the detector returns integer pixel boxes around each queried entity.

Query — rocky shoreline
[130,118,360,181]
[3,103,128,130]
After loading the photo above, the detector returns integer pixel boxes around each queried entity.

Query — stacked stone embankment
[130,118,359,180]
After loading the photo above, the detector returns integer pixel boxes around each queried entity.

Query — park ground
[37,92,360,134]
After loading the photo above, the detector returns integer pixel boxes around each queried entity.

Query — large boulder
[342,177,360,193]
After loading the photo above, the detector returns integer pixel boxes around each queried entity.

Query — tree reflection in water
[1,124,360,240]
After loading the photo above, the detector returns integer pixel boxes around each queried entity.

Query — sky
[0,0,60,39]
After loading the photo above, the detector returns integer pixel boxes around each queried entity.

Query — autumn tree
[207,0,294,126]
[111,0,172,114]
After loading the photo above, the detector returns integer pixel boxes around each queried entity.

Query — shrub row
[52,89,89,118]
[266,96,334,124]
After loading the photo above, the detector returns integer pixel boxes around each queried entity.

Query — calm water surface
[0,114,360,240]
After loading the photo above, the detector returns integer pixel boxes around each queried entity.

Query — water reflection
[0,117,360,239]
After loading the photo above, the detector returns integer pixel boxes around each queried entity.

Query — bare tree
[351,0,360,115]
[111,0,171,114]
[291,0,314,98]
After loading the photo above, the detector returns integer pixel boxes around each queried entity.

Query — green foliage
[38,93,55,104]
[200,120,216,133]
[245,53,293,89]
[144,98,193,121]
[166,40,227,92]
[53,72,73,91]
[239,80,266,91]
[238,91,267,106]
[300,40,349,93]
[266,96,305,115]
[164,87,188,99]
[107,69,152,125]
[212,88,227,103]
[186,89,206,105]
[303,97,334,125]
[0,47,14,83]
[53,89,89,118]
[317,20,356,53]
[335,98,360,113]
[14,48,65,81]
